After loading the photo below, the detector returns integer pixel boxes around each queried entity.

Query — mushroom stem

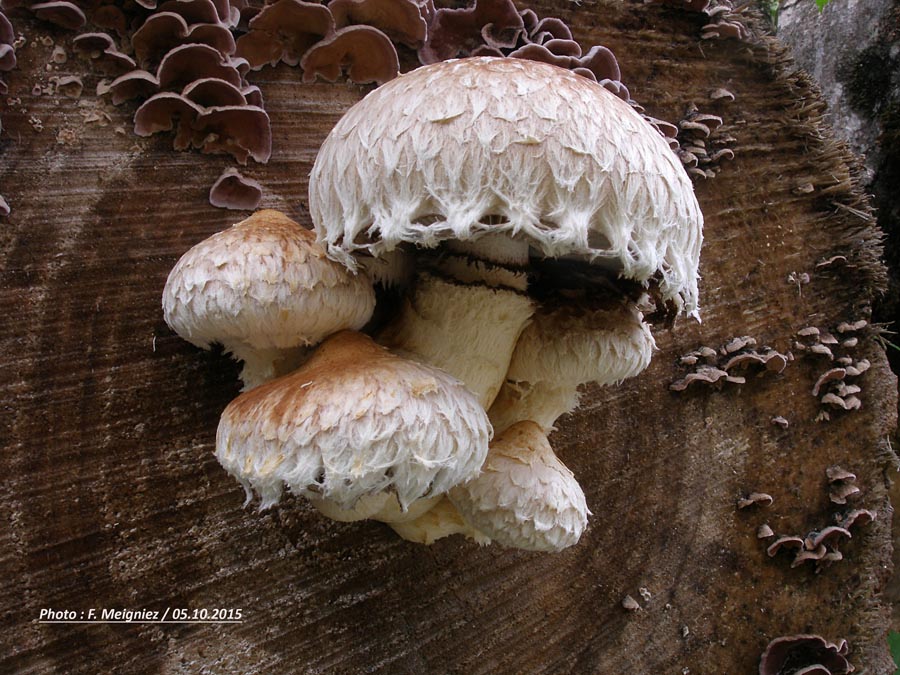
[229,344,310,390]
[377,240,534,409]
[488,302,655,434]
[309,493,442,523]
[388,496,491,545]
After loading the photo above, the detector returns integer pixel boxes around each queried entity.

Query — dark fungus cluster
[670,335,790,391]
[676,103,735,180]
[0,0,720,213]
[651,0,751,41]
[793,320,870,421]
[743,466,876,574]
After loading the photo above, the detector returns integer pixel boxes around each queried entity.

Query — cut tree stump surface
[0,2,896,674]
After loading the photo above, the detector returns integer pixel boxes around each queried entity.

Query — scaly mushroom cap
[216,331,492,510]
[489,301,654,433]
[162,209,374,355]
[310,56,703,315]
[448,420,589,551]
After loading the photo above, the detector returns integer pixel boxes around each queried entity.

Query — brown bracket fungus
[30,0,86,30]
[72,32,136,71]
[758,635,853,675]
[162,210,375,389]
[329,0,427,49]
[208,167,263,210]
[132,12,237,68]
[387,496,491,545]
[234,0,334,69]
[215,330,491,511]
[300,24,400,85]
[418,0,523,63]
[447,421,589,552]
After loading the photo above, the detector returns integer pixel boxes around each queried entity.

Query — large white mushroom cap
[310,57,703,315]
[216,331,492,510]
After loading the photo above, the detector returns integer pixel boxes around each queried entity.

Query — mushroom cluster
[670,335,789,391]
[793,321,870,421]
[747,466,876,573]
[758,634,853,675]
[164,57,704,552]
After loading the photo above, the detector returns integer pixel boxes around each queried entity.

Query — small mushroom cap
[448,421,589,552]
[162,209,375,353]
[216,331,492,510]
[505,301,654,389]
[310,57,703,316]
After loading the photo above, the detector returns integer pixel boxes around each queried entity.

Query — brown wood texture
[1,2,896,674]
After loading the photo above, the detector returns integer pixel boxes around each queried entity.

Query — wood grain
[0,2,895,673]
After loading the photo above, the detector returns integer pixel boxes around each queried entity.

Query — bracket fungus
[162,210,375,389]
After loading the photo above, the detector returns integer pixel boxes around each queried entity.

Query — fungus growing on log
[162,210,374,389]
[758,635,852,675]
[132,12,236,68]
[215,331,491,511]
[31,1,86,29]
[72,32,136,71]
[300,25,400,85]
[234,0,334,69]
[329,0,427,48]
[208,168,262,210]
[311,57,702,413]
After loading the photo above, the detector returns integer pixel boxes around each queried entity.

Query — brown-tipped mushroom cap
[300,25,399,85]
[162,210,375,388]
[310,57,703,316]
[209,168,263,210]
[216,331,492,510]
[448,421,589,552]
